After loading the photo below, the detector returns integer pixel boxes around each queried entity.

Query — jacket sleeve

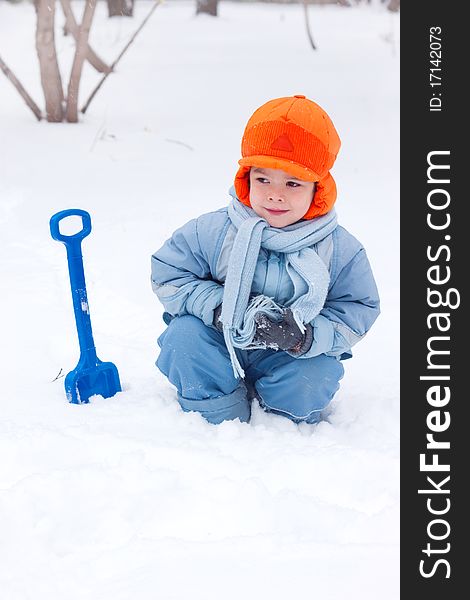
[151,218,224,327]
[297,245,380,360]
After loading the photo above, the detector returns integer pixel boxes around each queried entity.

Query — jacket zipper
[274,253,284,301]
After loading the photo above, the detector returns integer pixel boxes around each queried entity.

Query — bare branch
[59,0,112,74]
[302,0,317,51]
[66,0,98,122]
[81,0,163,115]
[0,54,43,120]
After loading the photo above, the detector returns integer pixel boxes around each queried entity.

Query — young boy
[151,95,380,425]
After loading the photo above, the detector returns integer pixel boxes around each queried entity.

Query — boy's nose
[268,187,285,202]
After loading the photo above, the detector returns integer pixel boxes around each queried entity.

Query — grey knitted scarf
[220,198,337,378]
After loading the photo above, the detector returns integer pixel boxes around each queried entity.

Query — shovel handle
[50,208,97,362]
[50,209,92,250]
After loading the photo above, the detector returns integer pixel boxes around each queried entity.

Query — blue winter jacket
[151,198,380,361]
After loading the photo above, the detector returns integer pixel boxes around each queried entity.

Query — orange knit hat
[234,95,341,219]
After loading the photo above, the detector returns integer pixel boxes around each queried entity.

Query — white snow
[0,1,399,599]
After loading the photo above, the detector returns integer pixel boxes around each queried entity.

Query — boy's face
[248,167,315,227]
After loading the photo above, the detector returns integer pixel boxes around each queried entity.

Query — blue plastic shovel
[50,209,121,404]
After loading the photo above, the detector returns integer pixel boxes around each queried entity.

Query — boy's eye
[256,177,269,184]
[286,181,301,188]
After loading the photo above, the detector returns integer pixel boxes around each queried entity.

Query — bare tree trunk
[387,0,400,12]
[107,0,134,17]
[196,0,218,17]
[66,0,97,123]
[0,55,43,120]
[60,0,111,73]
[34,0,64,122]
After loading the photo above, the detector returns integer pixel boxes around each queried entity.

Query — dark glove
[253,308,313,354]
[213,304,223,332]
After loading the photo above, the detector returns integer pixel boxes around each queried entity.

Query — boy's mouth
[265,208,289,214]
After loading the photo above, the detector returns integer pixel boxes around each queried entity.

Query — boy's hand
[253,308,313,354]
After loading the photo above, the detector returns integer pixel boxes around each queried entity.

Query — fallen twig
[52,368,65,382]
[165,138,194,151]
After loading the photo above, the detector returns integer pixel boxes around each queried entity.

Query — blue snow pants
[156,315,344,425]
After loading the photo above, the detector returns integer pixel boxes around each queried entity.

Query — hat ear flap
[303,172,337,220]
[234,165,252,207]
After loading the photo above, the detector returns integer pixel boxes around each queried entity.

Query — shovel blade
[65,360,121,404]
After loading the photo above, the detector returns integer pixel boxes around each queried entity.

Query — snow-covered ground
[0,2,399,598]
